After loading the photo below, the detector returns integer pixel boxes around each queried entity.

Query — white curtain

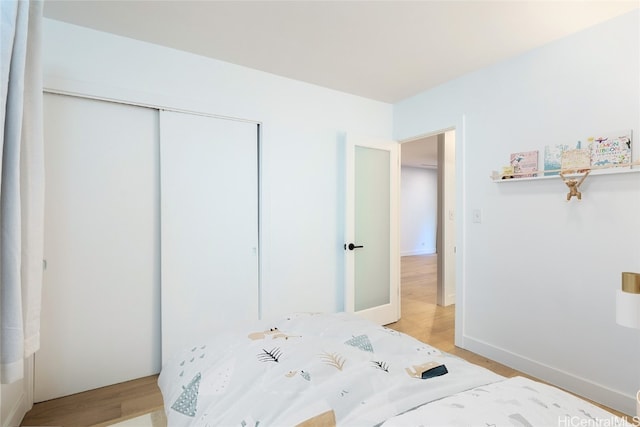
[0,0,44,384]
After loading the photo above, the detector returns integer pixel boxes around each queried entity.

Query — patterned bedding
[382,376,632,426]
[158,312,503,426]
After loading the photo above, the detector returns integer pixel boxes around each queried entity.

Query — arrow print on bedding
[371,360,390,372]
[257,347,283,363]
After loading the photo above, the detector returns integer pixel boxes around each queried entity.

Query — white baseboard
[443,293,456,306]
[2,356,33,427]
[400,249,436,257]
[463,335,637,417]
[2,392,26,427]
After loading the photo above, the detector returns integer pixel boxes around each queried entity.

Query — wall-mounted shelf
[491,161,640,183]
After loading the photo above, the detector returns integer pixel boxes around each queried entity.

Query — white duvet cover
[383,376,632,427]
[158,312,503,426]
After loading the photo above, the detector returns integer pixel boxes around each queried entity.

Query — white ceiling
[43,0,638,168]
[43,0,639,104]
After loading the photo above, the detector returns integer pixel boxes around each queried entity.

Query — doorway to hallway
[399,129,456,308]
[389,254,457,352]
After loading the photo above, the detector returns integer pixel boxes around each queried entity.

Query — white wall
[33,16,392,406]
[394,10,640,415]
[42,19,392,314]
[400,167,437,256]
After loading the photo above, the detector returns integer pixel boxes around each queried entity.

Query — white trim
[456,114,467,349]
[399,126,456,143]
[396,120,464,340]
[25,355,34,411]
[400,249,437,257]
[43,87,260,126]
[43,75,261,125]
[464,335,637,416]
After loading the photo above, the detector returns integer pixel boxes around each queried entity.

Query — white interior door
[36,93,160,402]
[345,136,399,325]
[160,111,259,364]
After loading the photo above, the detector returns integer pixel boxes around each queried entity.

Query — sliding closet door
[36,93,160,402]
[160,111,259,363]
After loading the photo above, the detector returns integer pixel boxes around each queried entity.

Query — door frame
[398,124,461,345]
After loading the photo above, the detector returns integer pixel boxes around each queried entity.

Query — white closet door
[36,93,160,402]
[160,111,259,364]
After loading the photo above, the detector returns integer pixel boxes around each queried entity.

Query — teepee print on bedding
[171,372,201,417]
[344,334,374,352]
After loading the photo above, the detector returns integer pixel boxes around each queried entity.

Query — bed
[158,312,631,426]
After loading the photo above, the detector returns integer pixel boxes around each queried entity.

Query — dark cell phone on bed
[421,363,448,379]
[406,361,449,379]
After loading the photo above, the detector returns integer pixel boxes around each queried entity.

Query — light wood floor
[21,254,630,425]
[388,254,520,377]
[21,374,163,427]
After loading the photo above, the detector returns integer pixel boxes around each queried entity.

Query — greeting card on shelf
[587,130,632,172]
[544,144,569,176]
[510,150,538,178]
[561,148,590,174]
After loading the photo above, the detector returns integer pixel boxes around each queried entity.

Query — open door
[344,136,399,325]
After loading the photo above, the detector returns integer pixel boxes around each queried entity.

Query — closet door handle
[345,243,364,251]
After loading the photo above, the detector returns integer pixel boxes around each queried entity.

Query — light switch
[472,209,482,223]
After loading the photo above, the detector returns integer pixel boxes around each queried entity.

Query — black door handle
[345,243,364,251]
